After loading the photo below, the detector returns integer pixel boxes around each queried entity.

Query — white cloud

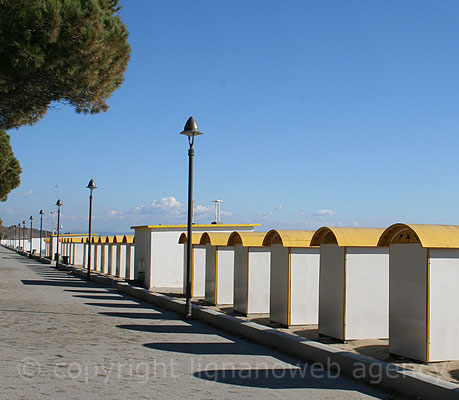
[313,209,336,217]
[23,189,40,198]
[106,196,230,224]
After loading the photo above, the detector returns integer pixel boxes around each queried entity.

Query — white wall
[290,248,320,325]
[345,247,389,340]
[389,243,427,362]
[319,244,345,339]
[247,247,271,315]
[270,244,290,326]
[429,248,459,362]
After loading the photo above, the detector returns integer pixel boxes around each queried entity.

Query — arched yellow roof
[200,232,232,246]
[178,233,203,245]
[113,235,124,243]
[105,236,115,243]
[70,237,83,243]
[262,230,316,247]
[227,231,267,247]
[310,227,385,247]
[122,235,135,244]
[96,236,104,243]
[378,223,459,248]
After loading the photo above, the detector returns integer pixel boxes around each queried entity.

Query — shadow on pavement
[144,342,270,356]
[193,368,386,397]
[117,324,214,334]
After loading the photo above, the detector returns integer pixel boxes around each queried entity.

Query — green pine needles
[0,0,131,130]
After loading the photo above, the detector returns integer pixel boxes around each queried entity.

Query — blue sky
[1,1,458,234]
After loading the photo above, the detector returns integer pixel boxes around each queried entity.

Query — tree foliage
[0,129,21,201]
[0,0,131,130]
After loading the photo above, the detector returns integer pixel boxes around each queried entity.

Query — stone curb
[12,250,459,400]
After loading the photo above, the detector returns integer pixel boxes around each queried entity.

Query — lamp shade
[179,116,203,137]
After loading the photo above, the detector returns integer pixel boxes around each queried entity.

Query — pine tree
[0,130,21,201]
[0,0,131,130]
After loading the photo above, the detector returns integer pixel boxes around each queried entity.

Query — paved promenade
[0,247,396,399]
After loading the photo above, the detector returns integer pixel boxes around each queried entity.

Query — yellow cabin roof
[70,237,84,243]
[262,230,317,247]
[105,236,115,243]
[227,232,267,247]
[200,232,232,246]
[123,235,135,244]
[131,223,260,230]
[178,233,204,245]
[378,223,459,248]
[310,227,385,247]
[113,235,124,243]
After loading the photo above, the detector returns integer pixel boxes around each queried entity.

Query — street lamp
[180,116,203,318]
[55,199,63,266]
[86,179,97,280]
[29,216,33,257]
[22,220,26,252]
[39,210,44,258]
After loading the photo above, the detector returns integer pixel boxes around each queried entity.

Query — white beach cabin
[378,223,459,362]
[310,227,388,341]
[179,233,206,298]
[263,230,320,327]
[201,232,234,305]
[228,231,270,316]
[131,224,258,291]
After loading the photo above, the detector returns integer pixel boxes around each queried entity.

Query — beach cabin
[113,235,126,278]
[263,230,320,327]
[201,232,234,305]
[123,235,135,280]
[131,224,258,290]
[179,233,205,298]
[228,231,270,315]
[310,227,388,341]
[378,223,459,362]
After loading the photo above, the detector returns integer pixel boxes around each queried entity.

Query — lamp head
[39,209,44,215]
[87,179,97,190]
[179,116,203,137]
[56,199,63,207]
[30,216,33,221]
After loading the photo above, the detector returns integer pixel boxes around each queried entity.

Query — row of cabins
[50,235,135,280]
[178,224,459,364]
[13,222,457,364]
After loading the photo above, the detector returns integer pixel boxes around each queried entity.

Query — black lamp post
[22,220,26,252]
[29,216,33,257]
[86,179,97,280]
[56,199,62,266]
[180,116,203,318]
[39,210,44,258]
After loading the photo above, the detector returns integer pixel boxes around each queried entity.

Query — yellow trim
[191,247,195,298]
[131,223,260,229]
[101,245,106,272]
[426,248,430,362]
[105,236,115,244]
[178,233,204,245]
[50,233,99,237]
[343,247,347,341]
[113,235,124,243]
[287,248,292,326]
[310,227,385,247]
[263,230,317,248]
[109,246,114,275]
[215,246,219,305]
[246,247,250,315]
[378,223,459,249]
[123,235,135,244]
[227,232,267,247]
[200,232,232,246]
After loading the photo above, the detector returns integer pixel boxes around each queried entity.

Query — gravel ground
[0,247,400,399]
